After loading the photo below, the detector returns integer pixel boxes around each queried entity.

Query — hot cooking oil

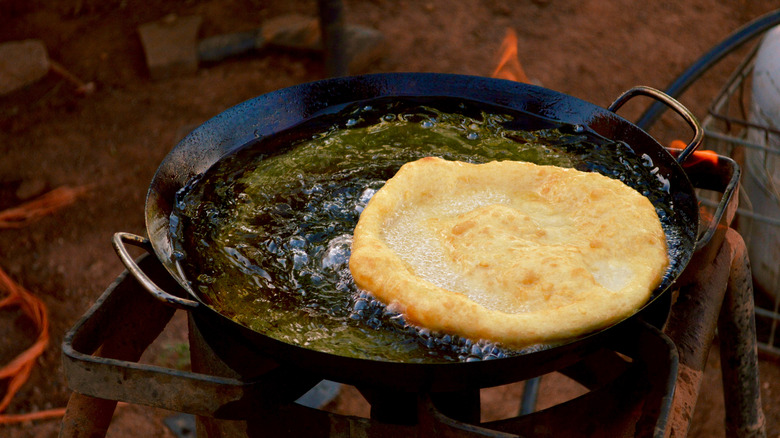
[170,98,677,363]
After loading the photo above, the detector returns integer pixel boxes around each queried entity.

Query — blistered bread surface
[349,157,669,348]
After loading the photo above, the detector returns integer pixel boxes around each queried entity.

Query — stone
[138,14,202,80]
[15,178,47,201]
[0,39,50,95]
[262,15,321,50]
[261,14,385,73]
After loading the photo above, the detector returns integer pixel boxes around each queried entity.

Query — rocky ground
[0,0,779,436]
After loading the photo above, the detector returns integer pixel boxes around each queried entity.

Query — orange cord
[0,186,89,229]
[0,186,88,424]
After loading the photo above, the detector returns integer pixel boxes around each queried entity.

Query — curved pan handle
[112,232,200,310]
[608,86,704,165]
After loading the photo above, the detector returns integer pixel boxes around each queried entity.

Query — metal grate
[702,43,780,357]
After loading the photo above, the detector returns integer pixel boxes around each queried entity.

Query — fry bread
[349,157,668,348]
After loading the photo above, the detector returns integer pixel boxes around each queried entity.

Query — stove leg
[429,389,481,424]
[665,228,735,437]
[59,319,174,438]
[718,236,767,438]
[59,394,118,438]
[358,388,417,425]
[59,260,178,438]
[358,388,481,427]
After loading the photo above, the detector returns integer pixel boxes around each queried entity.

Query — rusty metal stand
[664,228,766,437]
[59,260,178,438]
[58,228,766,437]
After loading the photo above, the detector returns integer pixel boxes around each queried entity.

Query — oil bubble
[353,298,369,312]
[292,250,309,270]
[320,234,352,271]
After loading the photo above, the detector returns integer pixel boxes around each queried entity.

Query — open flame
[669,139,720,166]
[489,31,719,168]
[491,29,529,83]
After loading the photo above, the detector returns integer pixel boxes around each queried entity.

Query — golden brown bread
[349,157,668,348]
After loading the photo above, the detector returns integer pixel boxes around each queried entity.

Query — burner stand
[59,229,764,437]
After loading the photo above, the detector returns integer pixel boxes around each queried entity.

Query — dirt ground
[1,0,779,436]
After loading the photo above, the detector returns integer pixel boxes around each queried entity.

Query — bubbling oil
[170,98,679,363]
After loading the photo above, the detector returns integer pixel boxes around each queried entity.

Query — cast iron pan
[114,73,719,392]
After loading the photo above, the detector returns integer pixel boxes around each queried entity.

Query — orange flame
[669,139,719,166]
[491,29,529,83]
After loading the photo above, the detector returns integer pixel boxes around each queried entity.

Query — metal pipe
[519,377,540,415]
[317,0,348,77]
[636,9,780,130]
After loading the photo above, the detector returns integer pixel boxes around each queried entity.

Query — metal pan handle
[112,232,199,310]
[608,86,704,165]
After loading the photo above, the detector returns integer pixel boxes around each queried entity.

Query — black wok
[114,73,725,392]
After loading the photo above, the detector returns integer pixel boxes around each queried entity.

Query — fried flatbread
[349,157,668,348]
